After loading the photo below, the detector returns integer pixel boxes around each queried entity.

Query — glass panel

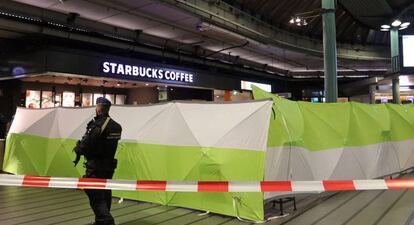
[62,91,75,107]
[25,90,40,108]
[41,91,54,108]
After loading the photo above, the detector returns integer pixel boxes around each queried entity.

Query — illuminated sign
[241,80,271,92]
[402,35,414,67]
[102,62,194,83]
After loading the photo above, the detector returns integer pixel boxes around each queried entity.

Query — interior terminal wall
[350,94,371,103]
[128,87,159,105]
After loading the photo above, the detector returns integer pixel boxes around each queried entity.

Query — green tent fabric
[5,87,414,221]
[252,86,414,200]
[3,101,272,221]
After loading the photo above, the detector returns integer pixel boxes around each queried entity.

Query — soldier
[74,97,122,225]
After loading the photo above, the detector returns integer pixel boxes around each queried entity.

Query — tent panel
[4,133,266,221]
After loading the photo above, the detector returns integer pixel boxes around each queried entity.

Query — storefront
[0,47,282,118]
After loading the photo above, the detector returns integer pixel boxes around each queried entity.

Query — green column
[322,0,338,103]
[390,28,400,104]
[392,78,400,104]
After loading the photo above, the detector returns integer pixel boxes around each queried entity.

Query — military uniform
[75,98,122,225]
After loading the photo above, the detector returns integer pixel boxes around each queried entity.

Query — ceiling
[223,0,414,45]
[0,0,401,79]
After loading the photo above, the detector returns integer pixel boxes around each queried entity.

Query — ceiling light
[303,20,308,26]
[295,17,301,23]
[401,22,410,27]
[380,28,390,32]
[116,82,121,87]
[381,25,391,29]
[399,26,408,30]
[145,83,149,86]
[392,20,402,27]
[297,23,302,26]
[289,18,295,24]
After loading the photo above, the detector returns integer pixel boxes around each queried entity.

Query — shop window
[115,95,126,105]
[25,90,40,109]
[62,91,75,107]
[93,93,103,106]
[105,94,115,104]
[82,93,93,107]
[41,91,54,108]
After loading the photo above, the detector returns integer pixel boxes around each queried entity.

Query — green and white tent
[252,87,414,201]
[4,88,414,221]
[3,100,273,221]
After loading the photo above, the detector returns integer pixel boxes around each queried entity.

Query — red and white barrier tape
[0,174,413,192]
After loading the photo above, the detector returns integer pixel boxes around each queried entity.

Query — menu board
[41,91,54,108]
[62,91,75,107]
[82,93,93,107]
[25,90,41,108]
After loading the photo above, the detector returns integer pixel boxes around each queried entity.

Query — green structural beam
[322,0,338,103]
[390,28,400,104]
